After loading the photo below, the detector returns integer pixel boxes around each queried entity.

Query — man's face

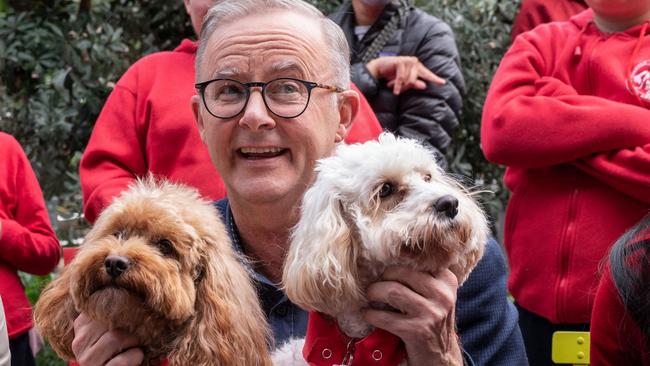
[183,0,216,36]
[193,11,358,206]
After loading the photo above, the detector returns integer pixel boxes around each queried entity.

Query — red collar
[302,311,406,366]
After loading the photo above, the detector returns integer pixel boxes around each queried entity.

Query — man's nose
[239,90,276,131]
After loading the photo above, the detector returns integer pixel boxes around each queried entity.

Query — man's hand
[365,56,446,95]
[364,266,463,366]
[71,313,144,366]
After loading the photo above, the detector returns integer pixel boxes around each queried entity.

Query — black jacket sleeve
[396,19,464,155]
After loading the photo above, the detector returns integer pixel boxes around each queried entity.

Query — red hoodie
[482,10,650,323]
[80,39,383,223]
[0,133,60,339]
[590,267,650,366]
[511,0,588,41]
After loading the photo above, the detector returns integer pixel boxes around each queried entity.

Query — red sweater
[590,267,650,365]
[0,133,60,339]
[511,0,587,41]
[482,10,650,323]
[80,39,383,223]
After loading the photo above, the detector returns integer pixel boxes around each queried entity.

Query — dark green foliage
[416,0,518,221]
[0,0,192,242]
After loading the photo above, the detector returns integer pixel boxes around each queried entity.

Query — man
[79,0,382,224]
[71,1,526,365]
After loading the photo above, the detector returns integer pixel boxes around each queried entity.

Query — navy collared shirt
[216,199,308,346]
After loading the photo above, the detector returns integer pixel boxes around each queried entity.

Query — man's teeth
[240,147,283,154]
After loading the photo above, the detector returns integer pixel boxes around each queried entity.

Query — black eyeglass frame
[195,77,345,119]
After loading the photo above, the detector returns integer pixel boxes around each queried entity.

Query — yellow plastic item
[551,331,590,365]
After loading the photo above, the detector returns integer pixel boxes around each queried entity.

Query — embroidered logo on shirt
[628,60,650,102]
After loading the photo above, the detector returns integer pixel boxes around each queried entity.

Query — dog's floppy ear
[283,176,362,314]
[172,222,272,366]
[449,197,489,285]
[33,266,78,360]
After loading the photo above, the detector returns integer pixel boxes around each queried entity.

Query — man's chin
[231,179,302,204]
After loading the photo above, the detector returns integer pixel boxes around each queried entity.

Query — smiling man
[70,1,526,365]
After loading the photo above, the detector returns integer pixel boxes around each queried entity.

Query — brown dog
[34,179,271,365]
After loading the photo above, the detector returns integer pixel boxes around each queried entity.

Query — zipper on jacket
[556,188,580,322]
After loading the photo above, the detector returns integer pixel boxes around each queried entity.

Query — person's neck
[352,1,385,26]
[593,13,650,33]
[229,197,299,284]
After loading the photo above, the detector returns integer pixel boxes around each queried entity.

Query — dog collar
[302,311,406,366]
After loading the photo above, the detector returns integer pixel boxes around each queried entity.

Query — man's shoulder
[458,238,508,300]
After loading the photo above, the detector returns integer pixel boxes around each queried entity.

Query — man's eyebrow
[212,67,241,79]
[270,61,305,77]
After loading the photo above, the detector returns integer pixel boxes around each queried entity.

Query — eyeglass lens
[202,78,310,118]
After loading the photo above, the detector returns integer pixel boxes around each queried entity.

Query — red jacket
[590,267,650,365]
[482,10,650,323]
[302,312,406,366]
[80,39,383,223]
[0,133,60,339]
[511,0,587,41]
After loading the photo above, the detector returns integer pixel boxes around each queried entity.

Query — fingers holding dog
[72,313,142,366]
[364,266,462,365]
[105,348,145,366]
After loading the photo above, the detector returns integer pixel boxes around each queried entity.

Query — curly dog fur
[34,179,272,365]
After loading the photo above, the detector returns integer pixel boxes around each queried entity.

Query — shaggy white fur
[273,133,489,365]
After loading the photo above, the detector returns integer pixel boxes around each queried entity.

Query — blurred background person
[0,132,61,366]
[330,0,464,168]
[590,214,650,365]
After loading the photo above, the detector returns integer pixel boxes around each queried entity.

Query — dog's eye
[156,239,175,257]
[378,182,395,198]
[112,230,126,240]
[424,174,432,182]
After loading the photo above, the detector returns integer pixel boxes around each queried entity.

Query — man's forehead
[212,60,307,79]
[202,11,326,80]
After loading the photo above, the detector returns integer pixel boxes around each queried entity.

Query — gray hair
[195,0,350,89]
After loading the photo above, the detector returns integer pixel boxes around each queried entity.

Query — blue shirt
[215,199,528,365]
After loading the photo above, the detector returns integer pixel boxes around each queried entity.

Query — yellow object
[551,331,590,365]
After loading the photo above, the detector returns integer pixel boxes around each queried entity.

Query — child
[481,1,650,365]
[0,132,60,366]
[590,214,650,365]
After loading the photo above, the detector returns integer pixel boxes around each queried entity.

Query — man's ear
[191,95,207,143]
[335,89,359,143]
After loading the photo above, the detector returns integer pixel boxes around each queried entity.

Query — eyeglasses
[195,77,344,119]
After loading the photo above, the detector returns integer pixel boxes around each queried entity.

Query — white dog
[273,133,488,365]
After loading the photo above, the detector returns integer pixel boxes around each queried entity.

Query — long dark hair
[610,213,650,340]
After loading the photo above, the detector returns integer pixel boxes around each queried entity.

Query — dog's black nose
[434,195,459,219]
[104,255,131,278]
